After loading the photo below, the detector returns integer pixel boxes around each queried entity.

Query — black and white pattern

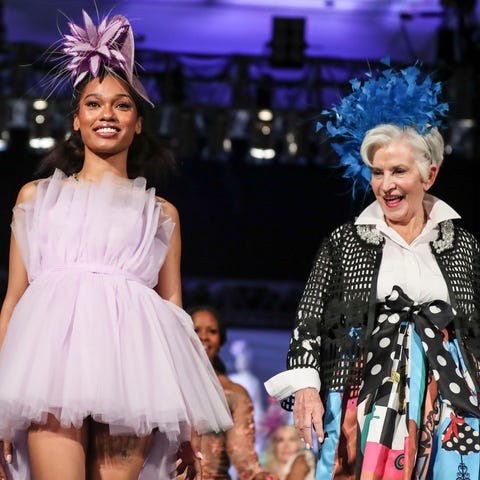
[360,286,480,419]
[283,219,480,410]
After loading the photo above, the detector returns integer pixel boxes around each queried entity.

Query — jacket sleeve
[270,232,336,410]
[286,234,334,373]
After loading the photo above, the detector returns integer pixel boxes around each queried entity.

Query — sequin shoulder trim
[432,220,455,254]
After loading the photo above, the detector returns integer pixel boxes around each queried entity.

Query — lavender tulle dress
[0,169,232,478]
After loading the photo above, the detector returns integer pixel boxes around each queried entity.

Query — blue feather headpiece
[316,59,449,197]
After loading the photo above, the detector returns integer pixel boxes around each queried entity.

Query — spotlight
[257,109,273,122]
[29,137,55,150]
[29,99,55,152]
[32,99,48,111]
[248,109,277,164]
[249,147,276,161]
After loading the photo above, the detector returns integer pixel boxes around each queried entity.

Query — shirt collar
[354,194,461,227]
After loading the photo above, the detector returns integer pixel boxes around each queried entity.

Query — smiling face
[73,74,142,160]
[273,425,302,465]
[192,310,222,363]
[370,140,438,229]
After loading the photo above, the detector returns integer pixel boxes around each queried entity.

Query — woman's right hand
[293,387,325,448]
[0,440,12,480]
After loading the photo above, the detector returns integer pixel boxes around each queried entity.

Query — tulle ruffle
[0,169,232,478]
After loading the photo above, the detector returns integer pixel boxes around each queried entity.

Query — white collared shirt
[264,194,461,400]
[355,194,460,303]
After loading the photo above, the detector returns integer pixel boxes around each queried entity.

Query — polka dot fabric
[442,414,480,455]
[360,286,480,418]
[283,219,480,411]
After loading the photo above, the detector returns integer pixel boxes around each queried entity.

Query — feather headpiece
[57,10,152,106]
[316,59,449,196]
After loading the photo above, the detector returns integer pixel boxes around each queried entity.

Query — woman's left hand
[293,387,325,447]
[176,441,202,480]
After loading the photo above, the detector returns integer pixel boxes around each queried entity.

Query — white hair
[360,124,444,181]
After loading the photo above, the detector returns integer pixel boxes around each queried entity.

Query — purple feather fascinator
[316,59,448,197]
[59,10,152,106]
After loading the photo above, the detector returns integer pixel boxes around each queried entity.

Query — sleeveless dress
[0,169,233,478]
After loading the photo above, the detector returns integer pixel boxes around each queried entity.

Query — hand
[293,387,325,448]
[0,440,12,480]
[176,441,202,480]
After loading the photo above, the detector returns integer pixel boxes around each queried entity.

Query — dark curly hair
[37,70,176,184]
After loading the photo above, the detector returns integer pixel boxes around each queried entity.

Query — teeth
[97,128,117,133]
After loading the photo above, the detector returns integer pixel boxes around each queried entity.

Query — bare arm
[0,181,36,473]
[0,181,36,349]
[154,201,182,307]
[226,384,271,480]
[0,233,28,349]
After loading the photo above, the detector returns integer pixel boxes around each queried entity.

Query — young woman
[0,11,232,480]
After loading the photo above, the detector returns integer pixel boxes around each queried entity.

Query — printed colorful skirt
[316,286,480,480]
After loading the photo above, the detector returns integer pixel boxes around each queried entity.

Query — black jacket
[283,220,480,409]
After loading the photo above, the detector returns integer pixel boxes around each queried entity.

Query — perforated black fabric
[282,220,480,411]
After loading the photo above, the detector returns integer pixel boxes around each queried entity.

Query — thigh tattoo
[91,422,152,464]
[98,435,142,463]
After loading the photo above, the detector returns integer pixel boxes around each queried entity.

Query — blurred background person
[264,424,316,480]
[229,339,265,452]
[190,305,273,480]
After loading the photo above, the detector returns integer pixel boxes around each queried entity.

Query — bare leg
[28,413,87,480]
[88,422,153,480]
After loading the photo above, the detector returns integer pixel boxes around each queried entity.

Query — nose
[382,174,396,192]
[197,330,208,342]
[101,104,116,121]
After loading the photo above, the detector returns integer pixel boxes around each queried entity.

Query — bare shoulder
[155,196,179,222]
[219,374,250,397]
[16,179,43,205]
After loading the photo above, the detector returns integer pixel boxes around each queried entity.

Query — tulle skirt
[0,269,232,478]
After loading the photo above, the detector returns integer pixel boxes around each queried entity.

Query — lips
[94,124,120,135]
[383,195,404,208]
[96,127,118,133]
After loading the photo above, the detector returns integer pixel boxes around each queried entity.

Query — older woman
[265,64,480,479]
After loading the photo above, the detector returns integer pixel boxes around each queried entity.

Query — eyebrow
[83,93,133,100]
